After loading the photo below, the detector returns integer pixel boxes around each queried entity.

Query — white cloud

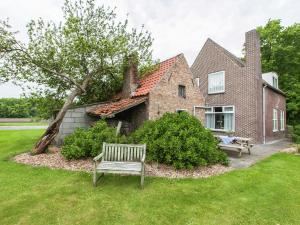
[0,0,299,97]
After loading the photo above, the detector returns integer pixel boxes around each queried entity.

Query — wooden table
[215,135,253,157]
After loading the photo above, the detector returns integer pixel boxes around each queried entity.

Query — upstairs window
[273,109,278,132]
[195,78,200,87]
[272,76,278,89]
[178,85,186,98]
[208,71,225,94]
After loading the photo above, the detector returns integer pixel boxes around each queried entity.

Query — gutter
[262,84,267,144]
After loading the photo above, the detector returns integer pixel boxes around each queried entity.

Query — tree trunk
[31,76,91,155]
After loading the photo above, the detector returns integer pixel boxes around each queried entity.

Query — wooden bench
[93,142,146,188]
[218,143,247,157]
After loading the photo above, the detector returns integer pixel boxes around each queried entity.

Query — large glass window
[205,106,234,131]
[208,71,225,94]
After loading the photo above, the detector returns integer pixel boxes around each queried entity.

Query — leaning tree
[0,0,153,154]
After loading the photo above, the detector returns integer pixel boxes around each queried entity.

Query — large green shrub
[292,124,300,143]
[61,120,126,160]
[131,112,228,169]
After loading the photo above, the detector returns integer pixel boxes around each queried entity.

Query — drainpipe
[262,84,267,144]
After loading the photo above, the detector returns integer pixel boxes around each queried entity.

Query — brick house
[191,30,286,144]
[56,54,204,144]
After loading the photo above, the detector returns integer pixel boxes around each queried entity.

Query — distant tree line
[0,96,63,119]
[0,98,36,118]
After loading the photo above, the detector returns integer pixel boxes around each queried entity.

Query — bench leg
[238,150,242,158]
[93,170,97,187]
[93,171,104,187]
[140,167,145,189]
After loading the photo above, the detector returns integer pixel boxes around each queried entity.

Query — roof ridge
[133,54,180,97]
[207,38,245,67]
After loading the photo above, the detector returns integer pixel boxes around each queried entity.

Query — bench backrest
[102,142,146,162]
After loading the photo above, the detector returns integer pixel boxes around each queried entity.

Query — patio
[228,138,293,168]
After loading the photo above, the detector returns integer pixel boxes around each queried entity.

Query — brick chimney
[245,29,263,143]
[245,29,262,76]
[122,55,139,98]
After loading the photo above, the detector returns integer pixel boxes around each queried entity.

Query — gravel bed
[13,151,232,179]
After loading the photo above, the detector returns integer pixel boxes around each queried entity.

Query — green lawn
[0,122,48,126]
[0,130,299,225]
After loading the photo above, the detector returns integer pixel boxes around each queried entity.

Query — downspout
[263,84,267,144]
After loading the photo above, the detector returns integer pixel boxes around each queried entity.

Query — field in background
[0,122,48,126]
[0,118,48,126]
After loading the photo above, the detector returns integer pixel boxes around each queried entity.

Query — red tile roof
[87,96,148,117]
[86,55,180,117]
[133,55,178,96]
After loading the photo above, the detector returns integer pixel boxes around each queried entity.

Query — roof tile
[133,55,178,96]
[87,96,148,117]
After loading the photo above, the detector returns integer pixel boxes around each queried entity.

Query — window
[195,78,200,87]
[178,85,186,98]
[205,106,234,131]
[280,110,285,131]
[272,76,278,89]
[208,71,225,94]
[273,109,278,132]
[176,109,187,113]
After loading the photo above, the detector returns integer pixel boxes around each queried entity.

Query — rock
[279,147,297,154]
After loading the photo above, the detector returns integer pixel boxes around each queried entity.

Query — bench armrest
[141,153,146,163]
[93,153,103,162]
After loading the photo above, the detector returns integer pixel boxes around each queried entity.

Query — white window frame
[195,78,200,87]
[273,109,278,132]
[204,105,235,132]
[280,110,285,131]
[272,76,278,89]
[208,71,225,94]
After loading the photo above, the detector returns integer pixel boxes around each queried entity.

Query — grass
[0,122,48,126]
[0,130,300,225]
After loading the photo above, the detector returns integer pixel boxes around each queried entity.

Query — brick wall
[191,30,264,143]
[265,87,286,142]
[148,54,205,122]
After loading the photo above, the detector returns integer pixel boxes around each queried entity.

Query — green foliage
[257,20,300,125]
[61,113,228,169]
[0,98,36,118]
[131,112,228,169]
[0,0,154,109]
[61,120,126,160]
[292,124,300,144]
[28,91,64,119]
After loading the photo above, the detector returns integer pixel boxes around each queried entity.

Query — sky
[0,0,299,98]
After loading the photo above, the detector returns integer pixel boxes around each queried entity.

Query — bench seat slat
[93,142,146,188]
[98,161,142,172]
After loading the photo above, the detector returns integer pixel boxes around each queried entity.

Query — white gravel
[13,151,232,179]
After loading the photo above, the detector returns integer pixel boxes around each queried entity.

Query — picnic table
[215,135,253,157]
